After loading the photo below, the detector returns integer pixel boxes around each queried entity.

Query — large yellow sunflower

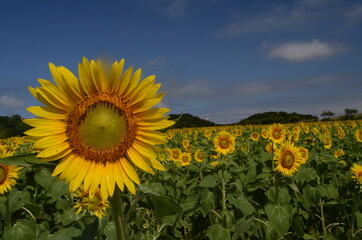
[268,124,286,144]
[0,150,23,195]
[274,141,302,177]
[24,57,173,199]
[213,131,235,155]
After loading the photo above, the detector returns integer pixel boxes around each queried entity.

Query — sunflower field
[1,120,362,239]
[1,58,362,240]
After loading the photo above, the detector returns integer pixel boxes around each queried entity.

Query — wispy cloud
[215,0,357,37]
[0,94,26,109]
[148,57,167,67]
[141,0,193,17]
[267,40,347,61]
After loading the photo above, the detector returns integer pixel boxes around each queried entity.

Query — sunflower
[203,129,213,139]
[194,149,206,162]
[356,129,362,142]
[261,128,269,139]
[333,149,345,159]
[274,141,302,177]
[234,128,243,136]
[298,147,309,164]
[268,124,286,144]
[0,150,23,195]
[351,163,362,184]
[250,132,260,141]
[73,185,110,219]
[213,131,235,155]
[179,152,192,166]
[169,148,182,162]
[25,58,173,199]
[265,142,276,154]
[182,139,190,149]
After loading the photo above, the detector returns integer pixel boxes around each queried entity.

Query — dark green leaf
[3,220,36,240]
[199,174,218,188]
[265,203,291,238]
[206,224,231,240]
[228,193,255,216]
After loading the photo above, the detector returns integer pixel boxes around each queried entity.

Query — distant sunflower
[194,149,206,162]
[356,129,362,142]
[298,147,309,164]
[250,132,260,142]
[274,141,302,177]
[333,149,345,159]
[351,163,362,184]
[179,152,192,166]
[261,128,269,139]
[268,124,286,144]
[0,150,23,195]
[169,148,182,162]
[213,131,235,155]
[182,139,190,149]
[25,57,173,199]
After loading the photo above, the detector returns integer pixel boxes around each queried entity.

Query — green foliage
[236,111,318,125]
[0,115,31,138]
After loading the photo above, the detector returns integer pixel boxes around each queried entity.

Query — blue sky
[0,0,362,124]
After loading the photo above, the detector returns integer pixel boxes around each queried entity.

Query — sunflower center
[173,153,180,159]
[220,139,229,149]
[273,131,281,139]
[67,93,138,164]
[79,103,126,151]
[0,164,9,184]
[281,151,294,169]
[182,156,189,163]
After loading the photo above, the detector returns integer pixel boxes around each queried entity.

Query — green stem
[320,199,327,237]
[221,158,227,212]
[5,197,11,226]
[350,187,360,239]
[111,186,127,240]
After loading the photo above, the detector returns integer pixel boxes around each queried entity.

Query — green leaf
[46,227,82,240]
[103,221,117,240]
[8,189,24,213]
[34,168,55,192]
[200,191,215,217]
[0,154,35,166]
[55,209,82,226]
[265,203,291,238]
[73,217,98,240]
[206,224,231,240]
[228,193,255,216]
[181,195,198,212]
[151,195,183,218]
[199,174,218,188]
[3,220,36,240]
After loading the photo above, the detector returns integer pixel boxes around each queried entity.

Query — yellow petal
[33,133,68,149]
[69,159,90,192]
[127,148,155,174]
[104,164,116,197]
[37,142,71,158]
[121,158,140,185]
[27,106,67,120]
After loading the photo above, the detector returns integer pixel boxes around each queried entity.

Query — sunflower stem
[111,186,127,240]
[5,197,11,226]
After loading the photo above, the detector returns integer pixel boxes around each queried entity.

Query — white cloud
[148,57,167,67]
[0,94,26,109]
[267,40,346,61]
